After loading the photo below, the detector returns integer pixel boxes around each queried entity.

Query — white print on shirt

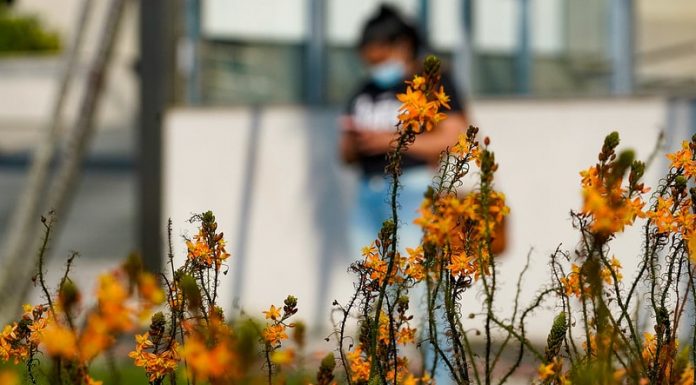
[352,93,401,132]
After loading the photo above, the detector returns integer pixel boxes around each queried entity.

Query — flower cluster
[396,56,449,134]
[667,138,696,179]
[546,132,696,385]
[261,295,299,379]
[0,304,47,363]
[579,132,647,238]
[179,312,239,384]
[186,211,231,271]
[129,331,179,382]
[0,252,163,385]
[415,190,509,280]
[647,136,696,263]
[128,212,243,384]
[560,256,623,298]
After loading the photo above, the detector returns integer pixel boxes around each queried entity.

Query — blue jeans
[350,167,454,385]
[350,167,431,255]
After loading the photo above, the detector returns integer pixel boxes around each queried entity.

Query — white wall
[164,97,680,341]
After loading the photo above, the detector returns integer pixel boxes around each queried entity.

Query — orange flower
[83,375,103,385]
[560,264,583,297]
[79,314,116,362]
[396,326,416,345]
[263,323,288,346]
[180,336,236,382]
[364,252,389,284]
[186,226,231,271]
[96,273,133,333]
[138,272,165,307]
[580,164,646,236]
[415,191,508,280]
[677,364,694,385]
[448,253,475,277]
[641,332,656,362]
[667,140,696,179]
[0,370,18,385]
[646,195,695,248]
[40,319,78,359]
[346,346,371,383]
[404,247,425,281]
[396,74,449,134]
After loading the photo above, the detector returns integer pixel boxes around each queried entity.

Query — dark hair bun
[376,4,400,19]
[359,4,422,55]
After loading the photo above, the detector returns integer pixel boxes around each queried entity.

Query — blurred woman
[341,5,467,259]
[339,6,468,384]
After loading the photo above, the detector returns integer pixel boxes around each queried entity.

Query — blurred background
[0,0,695,342]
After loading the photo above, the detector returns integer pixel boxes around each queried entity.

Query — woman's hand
[353,130,397,155]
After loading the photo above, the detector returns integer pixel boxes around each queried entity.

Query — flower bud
[149,311,166,340]
[423,55,441,78]
[544,312,567,362]
[179,274,201,312]
[317,352,336,385]
[58,280,80,311]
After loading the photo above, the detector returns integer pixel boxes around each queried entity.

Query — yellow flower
[263,305,281,321]
[434,85,451,110]
[642,332,656,362]
[270,348,295,365]
[409,75,425,90]
[538,362,555,380]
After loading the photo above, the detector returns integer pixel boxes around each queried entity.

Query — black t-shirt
[345,73,465,176]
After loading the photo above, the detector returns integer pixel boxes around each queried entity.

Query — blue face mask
[369,60,406,89]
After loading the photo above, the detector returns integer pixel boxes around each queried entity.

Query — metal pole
[139,0,174,272]
[418,0,429,48]
[454,0,474,97]
[306,0,325,105]
[517,0,532,95]
[184,0,201,104]
[609,0,634,95]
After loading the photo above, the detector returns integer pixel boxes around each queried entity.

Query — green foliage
[0,6,61,55]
